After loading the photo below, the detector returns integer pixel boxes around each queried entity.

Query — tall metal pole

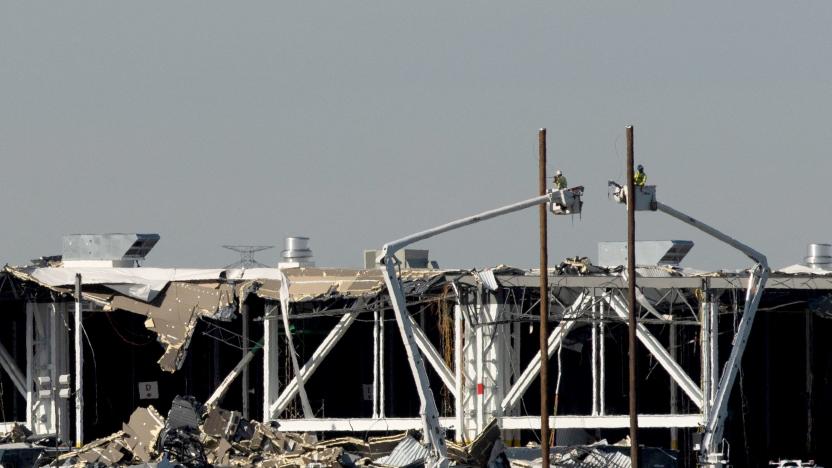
[538,128,550,467]
[625,125,639,465]
[74,273,84,448]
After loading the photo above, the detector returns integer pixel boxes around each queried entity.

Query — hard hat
[637,164,644,171]
[555,170,562,176]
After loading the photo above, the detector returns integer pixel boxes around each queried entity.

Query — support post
[263,307,280,420]
[241,297,250,419]
[599,298,606,416]
[74,274,83,448]
[701,289,712,417]
[709,299,719,405]
[25,303,33,430]
[380,308,385,417]
[454,299,463,443]
[625,125,639,466]
[538,128,550,467]
[591,293,599,416]
[806,309,814,457]
[373,309,380,418]
[670,321,678,450]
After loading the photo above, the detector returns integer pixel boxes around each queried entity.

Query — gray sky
[1,2,830,271]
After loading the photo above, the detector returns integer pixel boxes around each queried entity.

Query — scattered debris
[554,257,619,276]
[0,424,65,467]
[0,423,32,444]
[504,439,679,468]
[49,396,514,467]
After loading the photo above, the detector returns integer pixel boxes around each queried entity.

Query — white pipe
[379,308,385,417]
[372,310,380,418]
[74,274,83,447]
[25,303,33,430]
[599,299,606,416]
[454,300,463,443]
[591,295,598,416]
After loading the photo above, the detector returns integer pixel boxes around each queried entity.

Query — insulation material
[109,282,236,372]
[122,406,166,463]
[5,266,226,301]
[253,267,446,301]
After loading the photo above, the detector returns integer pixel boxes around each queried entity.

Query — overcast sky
[1,2,830,271]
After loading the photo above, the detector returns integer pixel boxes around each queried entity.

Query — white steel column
[461,292,478,441]
[372,309,380,418]
[241,296,250,419]
[262,306,280,420]
[709,299,719,405]
[591,293,599,416]
[700,290,711,416]
[73,274,83,447]
[670,321,678,450]
[475,295,484,434]
[379,308,385,417]
[453,301,463,442]
[25,303,33,430]
[49,303,58,437]
[599,298,606,415]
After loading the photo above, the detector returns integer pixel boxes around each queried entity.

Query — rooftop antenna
[222,245,274,269]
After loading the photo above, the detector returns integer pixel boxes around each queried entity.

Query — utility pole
[626,125,639,466]
[538,128,550,468]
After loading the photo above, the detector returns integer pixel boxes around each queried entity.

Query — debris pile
[554,257,620,276]
[0,423,65,467]
[504,439,679,468]
[52,396,507,467]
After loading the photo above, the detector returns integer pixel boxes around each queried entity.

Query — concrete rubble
[47,396,507,467]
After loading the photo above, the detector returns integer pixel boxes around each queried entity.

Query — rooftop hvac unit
[597,240,694,267]
[62,233,160,267]
[363,249,435,269]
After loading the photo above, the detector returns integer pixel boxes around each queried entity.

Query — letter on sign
[138,381,159,400]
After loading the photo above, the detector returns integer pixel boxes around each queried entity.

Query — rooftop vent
[805,243,832,268]
[279,237,315,268]
[598,240,694,267]
[62,233,160,267]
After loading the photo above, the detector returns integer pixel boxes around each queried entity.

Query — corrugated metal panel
[374,435,429,467]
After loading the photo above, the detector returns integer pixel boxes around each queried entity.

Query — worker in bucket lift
[634,164,647,188]
[553,170,568,190]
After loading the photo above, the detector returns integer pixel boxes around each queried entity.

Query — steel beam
[407,313,457,398]
[607,292,704,409]
[269,311,358,416]
[278,272,314,418]
[500,292,588,413]
[0,340,25,397]
[273,414,703,432]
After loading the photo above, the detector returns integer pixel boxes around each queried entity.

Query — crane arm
[378,191,560,467]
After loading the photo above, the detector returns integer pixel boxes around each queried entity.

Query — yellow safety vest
[634,171,646,187]
[554,175,567,189]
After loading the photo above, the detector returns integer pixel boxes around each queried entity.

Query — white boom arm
[655,202,769,464]
[609,182,768,465]
[379,191,560,468]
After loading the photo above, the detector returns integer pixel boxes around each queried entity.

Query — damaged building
[1,233,832,466]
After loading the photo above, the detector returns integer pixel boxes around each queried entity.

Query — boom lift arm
[378,187,583,468]
[609,182,768,465]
